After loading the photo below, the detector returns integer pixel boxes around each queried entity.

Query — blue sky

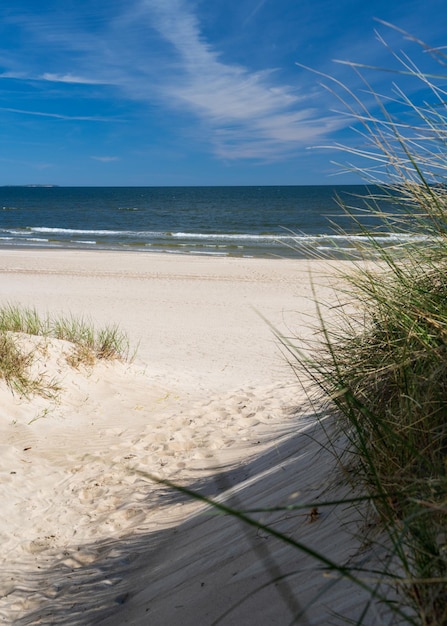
[0,0,445,186]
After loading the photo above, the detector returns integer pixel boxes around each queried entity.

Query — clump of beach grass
[51,314,131,361]
[285,24,447,625]
[0,304,131,396]
[0,331,40,396]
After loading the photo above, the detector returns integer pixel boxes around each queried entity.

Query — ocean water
[0,185,421,259]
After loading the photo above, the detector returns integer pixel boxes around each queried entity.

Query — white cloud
[1,1,345,161]
[138,0,343,159]
[0,107,120,122]
[0,71,109,85]
[40,72,110,85]
[90,156,120,162]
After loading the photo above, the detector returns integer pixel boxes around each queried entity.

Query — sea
[0,185,422,259]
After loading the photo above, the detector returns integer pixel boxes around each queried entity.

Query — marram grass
[287,25,447,625]
[0,304,131,396]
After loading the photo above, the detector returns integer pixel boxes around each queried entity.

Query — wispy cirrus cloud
[0,71,109,85]
[1,0,345,161]
[0,107,121,122]
[90,155,120,162]
[134,0,344,159]
[40,72,111,85]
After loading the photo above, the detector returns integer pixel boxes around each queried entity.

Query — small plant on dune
[0,305,47,336]
[0,331,35,395]
[65,342,97,369]
[52,315,131,363]
[0,331,59,397]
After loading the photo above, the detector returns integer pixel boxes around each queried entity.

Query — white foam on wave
[31,227,129,236]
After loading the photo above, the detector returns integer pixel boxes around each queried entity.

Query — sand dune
[0,251,388,625]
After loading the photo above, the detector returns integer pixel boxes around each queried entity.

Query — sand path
[0,251,388,625]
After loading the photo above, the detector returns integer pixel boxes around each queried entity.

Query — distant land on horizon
[0,183,371,189]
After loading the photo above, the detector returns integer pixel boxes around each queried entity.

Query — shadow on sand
[13,414,389,626]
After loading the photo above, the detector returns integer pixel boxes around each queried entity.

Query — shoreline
[0,249,340,391]
[0,241,325,260]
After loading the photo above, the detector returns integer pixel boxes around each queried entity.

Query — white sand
[0,250,389,625]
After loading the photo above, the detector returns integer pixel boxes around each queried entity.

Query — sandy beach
[0,250,387,625]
